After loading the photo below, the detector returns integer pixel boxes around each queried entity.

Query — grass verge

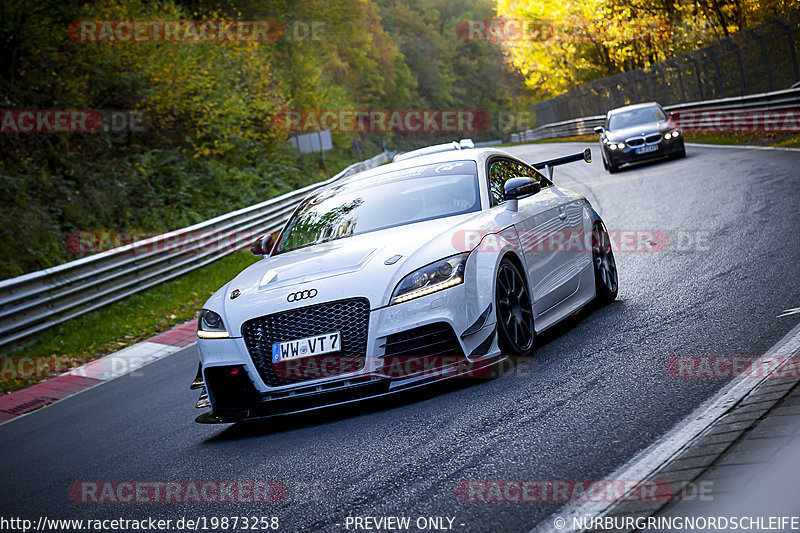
[1,252,258,394]
[498,135,595,147]
[685,131,800,147]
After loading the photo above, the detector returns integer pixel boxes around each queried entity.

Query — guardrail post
[745,29,774,91]
[667,60,687,102]
[771,19,799,83]
[654,64,668,104]
[644,69,655,101]
[723,38,747,95]
[706,48,724,98]
[686,55,705,101]
[630,71,639,102]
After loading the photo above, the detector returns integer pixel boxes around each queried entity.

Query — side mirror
[593,126,604,134]
[504,177,541,202]
[250,233,277,256]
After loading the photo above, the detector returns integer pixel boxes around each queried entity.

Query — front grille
[242,298,370,387]
[380,322,465,378]
[626,137,645,147]
[646,134,662,144]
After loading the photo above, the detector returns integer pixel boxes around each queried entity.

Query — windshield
[608,106,667,130]
[275,160,480,253]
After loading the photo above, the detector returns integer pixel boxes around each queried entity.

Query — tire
[675,145,686,159]
[608,160,619,173]
[602,152,609,170]
[495,257,535,357]
[592,222,618,305]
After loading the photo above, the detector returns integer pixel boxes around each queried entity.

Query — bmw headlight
[198,309,229,339]
[390,253,468,305]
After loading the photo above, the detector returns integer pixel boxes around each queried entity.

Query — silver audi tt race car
[191,142,618,423]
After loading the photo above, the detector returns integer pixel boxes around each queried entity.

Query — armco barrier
[0,151,394,349]
[510,87,800,143]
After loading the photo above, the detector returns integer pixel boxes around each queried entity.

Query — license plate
[272,332,341,362]
[636,145,658,154]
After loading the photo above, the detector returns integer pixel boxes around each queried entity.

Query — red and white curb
[0,320,198,424]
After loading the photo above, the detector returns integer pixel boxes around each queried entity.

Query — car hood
[212,209,505,333]
[606,121,673,142]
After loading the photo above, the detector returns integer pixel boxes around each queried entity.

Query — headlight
[609,143,617,150]
[617,143,625,149]
[390,253,468,305]
[665,130,680,139]
[198,309,229,339]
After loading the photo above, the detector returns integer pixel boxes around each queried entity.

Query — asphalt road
[1,143,799,533]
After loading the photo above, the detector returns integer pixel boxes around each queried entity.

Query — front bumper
[195,353,503,423]
[194,283,500,422]
[606,137,684,166]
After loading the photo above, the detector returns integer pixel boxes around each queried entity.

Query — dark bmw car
[594,102,685,173]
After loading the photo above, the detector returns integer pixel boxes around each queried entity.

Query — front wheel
[495,258,535,356]
[592,222,618,305]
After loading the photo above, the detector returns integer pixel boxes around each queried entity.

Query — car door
[487,158,577,323]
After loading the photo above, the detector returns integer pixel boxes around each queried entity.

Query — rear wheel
[495,258,535,356]
[592,222,618,304]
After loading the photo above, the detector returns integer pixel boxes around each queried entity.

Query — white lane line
[530,320,800,533]
[777,307,800,318]
[685,142,800,153]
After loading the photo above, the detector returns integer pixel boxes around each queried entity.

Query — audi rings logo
[287,289,318,302]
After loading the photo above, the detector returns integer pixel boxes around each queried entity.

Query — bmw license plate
[272,332,340,362]
[636,145,658,154]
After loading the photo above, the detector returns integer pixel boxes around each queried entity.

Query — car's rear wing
[532,148,592,180]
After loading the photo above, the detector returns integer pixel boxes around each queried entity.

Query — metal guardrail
[0,151,395,350]
[510,87,800,143]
